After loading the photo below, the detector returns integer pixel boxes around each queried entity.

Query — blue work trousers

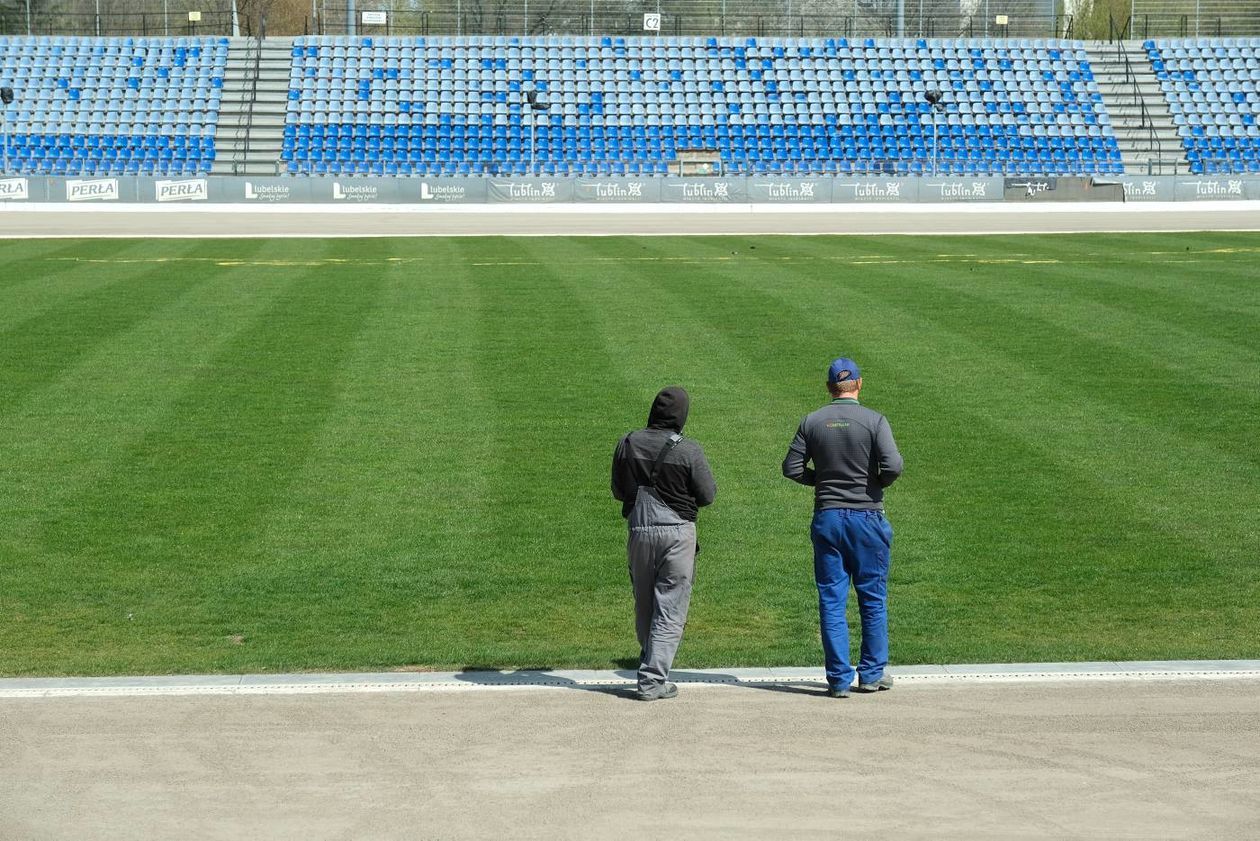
[811,507,893,691]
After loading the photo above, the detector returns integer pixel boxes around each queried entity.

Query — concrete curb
[2,660,1259,699]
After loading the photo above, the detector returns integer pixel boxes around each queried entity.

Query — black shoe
[827,686,851,698]
[635,682,679,701]
[855,674,894,693]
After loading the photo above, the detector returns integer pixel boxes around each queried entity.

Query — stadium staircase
[1085,41,1185,174]
[211,37,293,175]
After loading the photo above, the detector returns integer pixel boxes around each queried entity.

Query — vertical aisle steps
[212,37,294,175]
[1086,41,1187,174]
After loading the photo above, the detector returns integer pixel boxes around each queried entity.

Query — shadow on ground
[454,667,831,699]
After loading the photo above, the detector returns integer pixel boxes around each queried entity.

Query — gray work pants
[627,486,697,692]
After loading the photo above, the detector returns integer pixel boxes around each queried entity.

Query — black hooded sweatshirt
[611,386,717,522]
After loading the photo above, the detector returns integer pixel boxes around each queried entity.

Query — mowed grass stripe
[706,235,1258,659]
[858,235,1260,465]
[1,238,289,535]
[0,233,1257,675]
[549,236,821,666]
[452,236,639,666]
[1061,232,1260,326]
[606,235,839,663]
[0,240,223,411]
[1,239,305,671]
[208,238,515,671]
[8,241,387,674]
[0,239,143,302]
[846,235,1260,545]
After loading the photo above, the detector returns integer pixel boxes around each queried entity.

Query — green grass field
[2,232,1258,677]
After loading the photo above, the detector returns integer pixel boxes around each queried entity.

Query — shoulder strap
[648,433,683,487]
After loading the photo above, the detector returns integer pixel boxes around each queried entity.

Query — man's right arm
[781,420,816,486]
[875,416,904,487]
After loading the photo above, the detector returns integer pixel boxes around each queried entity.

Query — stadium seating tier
[1145,38,1260,175]
[0,36,227,176]
[282,36,1123,178]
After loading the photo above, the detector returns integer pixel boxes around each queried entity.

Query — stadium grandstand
[0,25,1257,179]
[281,36,1122,178]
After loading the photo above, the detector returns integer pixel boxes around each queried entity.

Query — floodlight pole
[923,89,944,177]
[1,89,12,177]
[524,91,549,177]
[932,106,938,176]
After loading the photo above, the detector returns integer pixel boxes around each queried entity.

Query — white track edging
[2,660,1259,699]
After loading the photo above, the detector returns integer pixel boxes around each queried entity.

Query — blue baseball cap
[827,357,861,385]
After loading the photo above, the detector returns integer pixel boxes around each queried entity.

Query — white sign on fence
[362,10,388,24]
[642,12,661,31]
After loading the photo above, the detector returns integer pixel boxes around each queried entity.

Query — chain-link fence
[301,9,1070,39]
[2,0,1078,38]
[1124,0,1260,36]
[3,0,1258,38]
[0,0,240,36]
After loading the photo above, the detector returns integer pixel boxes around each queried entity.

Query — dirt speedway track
[2,678,1259,840]
[2,200,1260,238]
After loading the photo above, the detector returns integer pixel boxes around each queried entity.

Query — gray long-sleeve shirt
[782,398,903,510]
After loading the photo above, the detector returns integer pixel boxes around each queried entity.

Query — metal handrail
[232,33,263,175]
[1114,38,1165,174]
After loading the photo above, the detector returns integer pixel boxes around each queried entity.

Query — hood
[647,386,689,432]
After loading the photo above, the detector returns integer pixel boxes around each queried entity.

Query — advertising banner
[659,178,747,202]
[209,177,317,203]
[63,177,132,202]
[573,178,662,202]
[1118,177,1176,202]
[486,179,575,202]
[7,174,1259,205]
[918,178,1004,202]
[745,178,833,203]
[151,177,211,202]
[0,176,31,201]
[1003,176,1123,202]
[407,178,489,203]
[833,178,912,202]
[318,178,405,203]
[1173,177,1249,202]
[1003,176,1061,201]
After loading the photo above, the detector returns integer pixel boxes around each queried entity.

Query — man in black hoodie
[612,387,717,701]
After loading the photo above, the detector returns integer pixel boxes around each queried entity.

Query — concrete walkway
[2,672,1258,840]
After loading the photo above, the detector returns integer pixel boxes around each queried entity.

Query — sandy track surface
[2,679,1258,840]
[3,202,1260,237]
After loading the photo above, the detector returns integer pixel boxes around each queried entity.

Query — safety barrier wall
[2,175,1260,203]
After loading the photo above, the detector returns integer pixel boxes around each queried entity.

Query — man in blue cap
[782,358,904,698]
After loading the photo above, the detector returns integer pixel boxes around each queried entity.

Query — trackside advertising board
[3,176,1259,204]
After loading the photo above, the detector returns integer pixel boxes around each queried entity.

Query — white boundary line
[2,661,1258,699]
